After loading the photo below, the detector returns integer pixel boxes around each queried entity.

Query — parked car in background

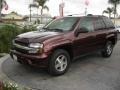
[36,24,45,30]
[10,15,118,76]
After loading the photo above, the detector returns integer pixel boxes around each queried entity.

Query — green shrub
[0,81,31,90]
[21,25,36,33]
[0,24,36,53]
[3,82,18,90]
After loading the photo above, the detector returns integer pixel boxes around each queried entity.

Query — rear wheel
[48,49,70,76]
[101,41,113,57]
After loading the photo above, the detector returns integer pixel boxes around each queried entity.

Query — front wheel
[101,41,113,57]
[48,49,70,76]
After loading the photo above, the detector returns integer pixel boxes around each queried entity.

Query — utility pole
[29,5,32,22]
[113,9,116,25]
[85,7,87,16]
[59,0,65,17]
[85,0,89,16]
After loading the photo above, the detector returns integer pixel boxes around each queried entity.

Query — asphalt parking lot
[1,34,120,90]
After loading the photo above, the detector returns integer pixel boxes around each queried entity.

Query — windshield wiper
[42,28,63,32]
[42,27,48,29]
[50,28,63,32]
[39,27,50,32]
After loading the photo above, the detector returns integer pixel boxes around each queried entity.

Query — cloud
[64,0,109,15]
[2,0,31,15]
[2,0,120,17]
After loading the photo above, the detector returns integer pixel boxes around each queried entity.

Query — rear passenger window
[79,17,94,32]
[94,18,106,31]
[102,17,115,28]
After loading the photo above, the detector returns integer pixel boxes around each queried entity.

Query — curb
[0,54,15,83]
[0,54,12,81]
[0,55,32,90]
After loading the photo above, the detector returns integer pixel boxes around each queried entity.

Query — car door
[93,17,107,49]
[73,17,97,57]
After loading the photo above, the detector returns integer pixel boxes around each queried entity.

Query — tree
[34,0,49,23]
[34,0,49,15]
[29,3,39,22]
[108,0,120,20]
[103,7,114,18]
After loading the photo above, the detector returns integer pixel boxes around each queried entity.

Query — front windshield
[43,17,79,32]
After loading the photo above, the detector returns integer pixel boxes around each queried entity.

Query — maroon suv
[10,15,118,75]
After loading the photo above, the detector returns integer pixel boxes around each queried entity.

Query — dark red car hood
[16,31,62,43]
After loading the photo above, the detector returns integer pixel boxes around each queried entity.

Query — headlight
[29,43,43,48]
[29,43,43,54]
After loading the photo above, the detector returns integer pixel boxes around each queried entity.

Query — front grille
[14,37,29,46]
[13,38,29,54]
[13,38,39,55]
[15,40,28,46]
[14,47,28,54]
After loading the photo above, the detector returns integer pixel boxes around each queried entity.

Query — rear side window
[102,17,115,28]
[94,17,106,31]
[79,17,94,32]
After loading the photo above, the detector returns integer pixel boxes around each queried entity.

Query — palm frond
[34,0,48,6]
[29,3,39,8]
[107,7,113,13]
[103,10,109,14]
[108,0,120,4]
[43,5,49,11]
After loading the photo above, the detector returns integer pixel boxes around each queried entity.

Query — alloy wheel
[55,55,68,72]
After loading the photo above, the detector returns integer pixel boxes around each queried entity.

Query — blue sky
[2,0,120,17]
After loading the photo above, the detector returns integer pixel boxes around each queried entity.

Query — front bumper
[10,50,49,68]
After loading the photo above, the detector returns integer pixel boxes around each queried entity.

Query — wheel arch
[107,36,116,45]
[52,44,73,61]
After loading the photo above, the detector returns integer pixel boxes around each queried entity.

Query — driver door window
[73,17,96,56]
[79,17,94,32]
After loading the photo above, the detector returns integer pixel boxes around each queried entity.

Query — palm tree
[34,0,49,15]
[34,0,49,23]
[29,3,39,22]
[108,0,120,21]
[102,7,114,18]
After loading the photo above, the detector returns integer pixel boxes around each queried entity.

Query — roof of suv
[66,14,106,18]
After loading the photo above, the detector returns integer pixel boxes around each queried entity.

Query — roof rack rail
[67,14,84,16]
[87,14,93,16]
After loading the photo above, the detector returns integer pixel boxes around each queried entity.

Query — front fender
[43,38,72,53]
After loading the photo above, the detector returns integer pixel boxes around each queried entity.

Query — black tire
[48,49,70,76]
[17,59,27,65]
[101,41,113,57]
[17,60,22,64]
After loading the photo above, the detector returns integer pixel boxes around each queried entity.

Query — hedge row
[0,24,36,53]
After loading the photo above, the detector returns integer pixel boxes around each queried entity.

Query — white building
[28,14,52,24]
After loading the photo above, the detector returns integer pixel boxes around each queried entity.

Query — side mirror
[75,27,88,36]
